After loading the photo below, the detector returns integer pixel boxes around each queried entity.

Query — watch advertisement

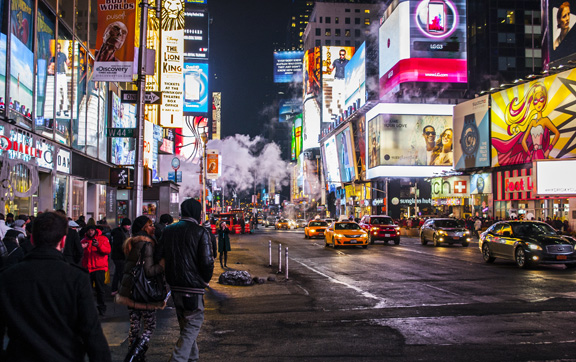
[453,94,490,170]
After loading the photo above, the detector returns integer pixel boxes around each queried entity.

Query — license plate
[453,236,460,240]
[557,255,568,260]
[384,234,391,237]
[349,239,357,244]
[319,233,324,236]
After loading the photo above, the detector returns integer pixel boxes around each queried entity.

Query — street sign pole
[132,0,149,222]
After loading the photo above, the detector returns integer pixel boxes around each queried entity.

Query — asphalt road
[103,227,576,361]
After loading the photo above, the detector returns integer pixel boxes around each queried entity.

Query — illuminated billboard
[379,0,467,98]
[183,62,209,113]
[548,0,576,66]
[303,47,321,99]
[345,42,366,112]
[303,47,321,150]
[365,103,454,178]
[274,50,304,83]
[322,135,341,188]
[453,95,490,170]
[111,92,136,166]
[279,98,302,123]
[321,46,355,124]
[534,159,576,196]
[184,7,209,60]
[335,125,357,182]
[160,0,185,128]
[491,68,576,167]
[291,114,303,161]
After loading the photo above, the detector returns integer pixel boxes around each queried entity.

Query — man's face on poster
[423,126,436,150]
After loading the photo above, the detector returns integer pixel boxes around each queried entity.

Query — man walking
[160,198,214,361]
[110,217,131,295]
[0,211,111,361]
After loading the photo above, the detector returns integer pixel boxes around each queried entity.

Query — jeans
[90,270,106,313]
[111,259,125,293]
[169,293,205,362]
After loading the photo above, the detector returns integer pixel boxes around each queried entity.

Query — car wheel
[515,247,531,269]
[394,238,400,245]
[333,240,338,249]
[482,244,495,263]
[420,234,427,245]
[362,245,368,249]
[368,234,374,244]
[433,234,440,247]
[461,241,469,247]
[324,237,329,247]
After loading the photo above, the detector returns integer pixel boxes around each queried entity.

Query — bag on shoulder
[131,243,167,303]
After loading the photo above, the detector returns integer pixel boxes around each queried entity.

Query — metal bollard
[268,240,272,267]
[285,247,289,280]
[278,243,282,273]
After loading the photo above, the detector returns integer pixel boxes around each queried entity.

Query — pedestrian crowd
[0,197,215,362]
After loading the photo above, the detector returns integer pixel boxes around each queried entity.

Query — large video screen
[335,125,356,182]
[379,0,467,98]
[345,42,366,112]
[184,7,208,60]
[321,46,355,123]
[302,97,321,150]
[279,98,302,123]
[111,92,136,166]
[274,50,304,83]
[322,135,341,188]
[453,95,490,170]
[548,0,576,65]
[491,68,576,167]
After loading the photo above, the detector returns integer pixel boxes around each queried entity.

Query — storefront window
[53,174,68,211]
[9,0,34,129]
[71,178,84,220]
[55,26,73,146]
[98,184,106,221]
[5,164,33,217]
[0,0,5,116]
[73,41,88,153]
[35,4,56,139]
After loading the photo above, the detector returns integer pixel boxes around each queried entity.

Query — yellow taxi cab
[325,221,369,249]
[275,219,290,230]
[304,220,328,239]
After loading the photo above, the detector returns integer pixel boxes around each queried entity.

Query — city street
[103,227,576,361]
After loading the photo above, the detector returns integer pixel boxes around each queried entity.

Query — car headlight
[464,230,471,235]
[526,242,543,251]
[334,233,345,238]
[438,230,447,235]
[371,227,379,231]
[395,227,401,231]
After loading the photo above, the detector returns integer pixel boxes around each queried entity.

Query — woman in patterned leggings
[117,216,165,362]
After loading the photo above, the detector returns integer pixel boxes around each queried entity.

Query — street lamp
[200,131,208,223]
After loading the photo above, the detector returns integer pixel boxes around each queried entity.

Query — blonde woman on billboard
[554,2,572,50]
[430,128,453,166]
[493,83,559,165]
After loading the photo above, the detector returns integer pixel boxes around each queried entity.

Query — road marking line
[292,259,387,308]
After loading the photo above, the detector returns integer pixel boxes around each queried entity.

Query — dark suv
[359,215,401,245]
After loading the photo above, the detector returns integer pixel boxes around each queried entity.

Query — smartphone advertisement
[183,62,209,113]
[379,0,467,98]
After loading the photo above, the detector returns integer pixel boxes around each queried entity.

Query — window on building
[355,18,360,25]
[345,29,351,37]
[335,17,339,24]
[345,8,350,12]
[498,33,516,43]
[345,40,351,46]
[355,9,360,13]
[335,29,341,36]
[319,16,322,23]
[325,28,331,36]
[365,9,370,14]
[524,10,542,25]
[335,40,341,45]
[345,17,350,24]
[326,40,331,46]
[316,39,321,46]
[355,29,361,37]
[498,56,516,71]
[316,28,321,36]
[326,16,331,24]
[498,9,515,24]
[364,18,370,25]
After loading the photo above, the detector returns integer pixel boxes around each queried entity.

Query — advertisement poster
[93,0,136,81]
[335,125,356,183]
[322,135,342,189]
[35,8,55,129]
[353,115,366,178]
[491,68,576,167]
[548,0,576,65]
[10,0,34,123]
[279,98,302,123]
[453,95,490,170]
[183,6,208,60]
[274,50,304,83]
[291,113,303,161]
[160,0,185,128]
[321,46,355,124]
[345,42,366,112]
[183,62,208,113]
[367,113,452,167]
[111,92,136,165]
[470,173,492,195]
[303,47,321,99]
[175,116,207,160]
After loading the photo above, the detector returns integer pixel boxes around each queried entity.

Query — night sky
[208,0,292,138]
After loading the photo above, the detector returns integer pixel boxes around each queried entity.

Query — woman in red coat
[81,225,111,316]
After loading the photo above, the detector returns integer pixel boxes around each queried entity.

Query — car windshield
[278,219,287,223]
[435,220,461,228]
[335,223,360,230]
[511,223,558,237]
[310,221,327,226]
[371,217,393,225]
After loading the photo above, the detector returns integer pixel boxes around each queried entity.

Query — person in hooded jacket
[117,215,165,362]
[81,225,111,316]
[217,222,231,268]
[111,218,131,296]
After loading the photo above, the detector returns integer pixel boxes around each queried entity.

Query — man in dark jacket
[56,209,83,264]
[110,217,131,295]
[155,213,174,241]
[160,198,214,362]
[0,211,111,362]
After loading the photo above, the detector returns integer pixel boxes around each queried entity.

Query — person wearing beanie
[80,225,111,316]
[110,218,131,296]
[160,198,214,361]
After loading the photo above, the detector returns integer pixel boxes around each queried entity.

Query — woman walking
[117,215,165,362]
[218,222,231,268]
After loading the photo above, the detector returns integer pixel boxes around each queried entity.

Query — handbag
[130,243,167,303]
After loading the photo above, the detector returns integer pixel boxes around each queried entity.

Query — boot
[124,337,148,362]
[224,254,227,267]
[219,254,224,268]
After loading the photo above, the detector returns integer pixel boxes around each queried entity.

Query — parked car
[420,218,472,247]
[296,219,308,228]
[324,221,368,249]
[359,215,401,245]
[479,220,576,269]
[275,219,290,230]
[304,220,328,239]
